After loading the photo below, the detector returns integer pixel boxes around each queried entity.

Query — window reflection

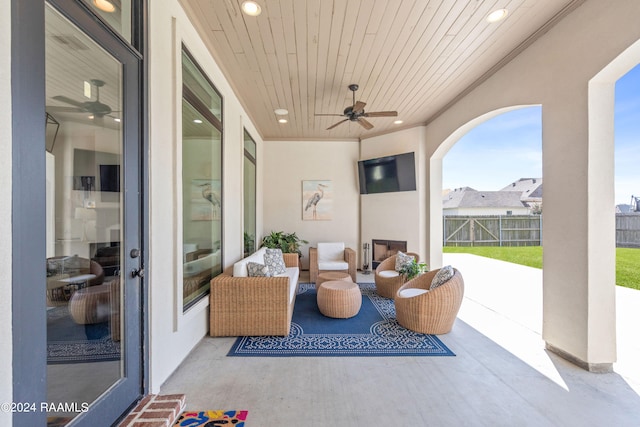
[182,48,223,310]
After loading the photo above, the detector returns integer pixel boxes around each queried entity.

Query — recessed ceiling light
[486,9,508,23]
[274,108,288,115]
[193,119,203,124]
[278,118,288,124]
[241,1,261,16]
[93,0,116,13]
[88,115,95,120]
[394,120,403,125]
[113,118,121,123]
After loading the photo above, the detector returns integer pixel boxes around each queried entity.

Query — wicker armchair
[309,242,356,283]
[394,267,464,334]
[374,252,419,299]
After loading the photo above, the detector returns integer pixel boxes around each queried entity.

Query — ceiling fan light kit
[315,84,398,131]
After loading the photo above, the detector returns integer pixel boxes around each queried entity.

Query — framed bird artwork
[302,180,332,220]
[190,179,221,221]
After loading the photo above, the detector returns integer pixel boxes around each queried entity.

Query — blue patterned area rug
[228,283,455,357]
[47,306,120,364]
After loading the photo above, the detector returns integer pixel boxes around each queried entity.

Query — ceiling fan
[48,79,117,120]
[315,84,398,130]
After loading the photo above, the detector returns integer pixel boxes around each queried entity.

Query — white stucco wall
[423,0,640,367]
[262,140,360,270]
[0,1,12,425]
[360,127,427,264]
[148,0,263,392]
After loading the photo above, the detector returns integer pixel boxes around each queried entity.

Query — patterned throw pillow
[264,248,287,275]
[395,251,415,272]
[431,265,454,290]
[247,262,271,277]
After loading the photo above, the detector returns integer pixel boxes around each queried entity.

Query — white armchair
[309,242,356,283]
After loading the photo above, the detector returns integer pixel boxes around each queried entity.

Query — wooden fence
[443,215,542,247]
[617,214,640,248]
[444,213,640,247]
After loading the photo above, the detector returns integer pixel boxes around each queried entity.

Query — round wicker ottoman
[317,280,362,318]
[316,271,353,290]
[69,283,111,325]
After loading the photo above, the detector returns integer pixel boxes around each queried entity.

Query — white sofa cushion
[317,242,345,262]
[274,266,299,304]
[378,270,400,278]
[233,247,267,277]
[183,251,220,277]
[399,288,428,298]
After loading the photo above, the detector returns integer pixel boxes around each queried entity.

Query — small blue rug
[228,283,455,357]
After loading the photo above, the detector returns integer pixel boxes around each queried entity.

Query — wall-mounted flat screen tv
[358,151,416,194]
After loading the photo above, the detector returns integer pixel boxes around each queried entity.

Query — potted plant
[243,232,255,257]
[260,231,308,258]
[398,259,429,281]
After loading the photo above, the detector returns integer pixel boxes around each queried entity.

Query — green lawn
[443,246,640,290]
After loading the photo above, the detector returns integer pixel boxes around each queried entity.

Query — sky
[443,64,640,206]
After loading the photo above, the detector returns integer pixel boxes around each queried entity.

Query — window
[243,130,256,257]
[181,47,223,311]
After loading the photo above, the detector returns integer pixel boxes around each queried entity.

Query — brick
[130,421,169,427]
[116,413,138,427]
[139,410,175,420]
[155,394,185,403]
[132,394,156,413]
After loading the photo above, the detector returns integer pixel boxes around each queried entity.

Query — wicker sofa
[209,248,299,337]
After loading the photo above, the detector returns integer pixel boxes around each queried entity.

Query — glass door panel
[45,5,126,424]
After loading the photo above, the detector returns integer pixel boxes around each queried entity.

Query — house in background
[443,187,530,216]
[443,178,543,216]
[501,178,543,213]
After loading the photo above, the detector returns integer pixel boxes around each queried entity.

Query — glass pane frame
[243,130,257,257]
[181,46,224,312]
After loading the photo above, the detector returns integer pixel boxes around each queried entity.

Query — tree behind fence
[444,214,640,247]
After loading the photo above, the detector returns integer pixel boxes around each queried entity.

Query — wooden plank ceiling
[181,0,581,141]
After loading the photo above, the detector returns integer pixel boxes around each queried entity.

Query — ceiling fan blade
[357,118,374,130]
[52,95,85,108]
[352,101,366,114]
[46,106,84,113]
[327,119,349,130]
[363,111,398,117]
[314,114,345,117]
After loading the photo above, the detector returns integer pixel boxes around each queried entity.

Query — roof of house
[443,188,528,210]
[501,178,543,201]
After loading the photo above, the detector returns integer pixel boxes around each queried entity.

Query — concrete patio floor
[160,253,640,426]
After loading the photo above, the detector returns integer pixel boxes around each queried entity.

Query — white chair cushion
[378,270,400,278]
[317,242,345,262]
[399,288,428,298]
[318,261,348,271]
